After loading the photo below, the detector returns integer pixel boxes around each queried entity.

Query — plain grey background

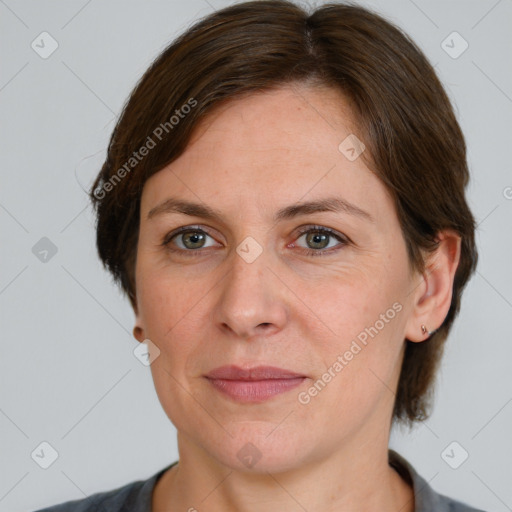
[1,0,511,511]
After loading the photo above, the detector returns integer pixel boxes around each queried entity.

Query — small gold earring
[421,324,428,335]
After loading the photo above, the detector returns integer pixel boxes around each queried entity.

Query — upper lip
[205,365,305,381]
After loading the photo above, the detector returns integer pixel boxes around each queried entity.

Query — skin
[132,84,461,512]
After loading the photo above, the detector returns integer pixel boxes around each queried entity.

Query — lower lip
[206,377,306,402]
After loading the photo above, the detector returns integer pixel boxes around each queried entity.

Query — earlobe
[133,307,145,343]
[133,325,145,343]
[405,230,461,343]
[131,292,145,343]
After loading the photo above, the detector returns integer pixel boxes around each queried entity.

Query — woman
[36,0,483,510]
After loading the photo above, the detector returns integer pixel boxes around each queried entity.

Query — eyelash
[161,225,349,258]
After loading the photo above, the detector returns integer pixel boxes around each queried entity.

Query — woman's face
[134,85,422,472]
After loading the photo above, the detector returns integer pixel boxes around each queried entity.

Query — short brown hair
[90,0,478,425]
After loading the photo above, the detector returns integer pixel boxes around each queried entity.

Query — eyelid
[293,224,350,243]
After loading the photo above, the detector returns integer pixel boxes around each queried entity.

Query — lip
[205,365,307,403]
[206,365,305,380]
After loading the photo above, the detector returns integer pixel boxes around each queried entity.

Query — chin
[204,427,310,474]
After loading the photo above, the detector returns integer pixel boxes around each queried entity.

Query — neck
[152,433,414,512]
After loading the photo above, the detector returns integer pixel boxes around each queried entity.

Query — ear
[132,296,146,343]
[404,230,461,342]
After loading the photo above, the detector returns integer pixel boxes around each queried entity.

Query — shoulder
[33,463,175,512]
[433,490,487,512]
[32,479,148,512]
[388,450,488,512]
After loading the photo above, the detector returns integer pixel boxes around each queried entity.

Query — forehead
[140,85,392,225]
[187,84,361,157]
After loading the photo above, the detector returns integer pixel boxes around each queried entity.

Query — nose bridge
[213,239,287,338]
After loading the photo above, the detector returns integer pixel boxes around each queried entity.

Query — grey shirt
[33,450,486,511]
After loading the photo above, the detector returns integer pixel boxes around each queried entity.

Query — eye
[162,226,219,254]
[161,224,349,258]
[292,226,349,256]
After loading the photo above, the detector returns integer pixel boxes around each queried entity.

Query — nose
[212,246,288,340]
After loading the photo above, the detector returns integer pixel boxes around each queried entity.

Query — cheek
[136,279,197,396]
[137,268,198,335]
[300,264,407,401]
[299,261,400,340]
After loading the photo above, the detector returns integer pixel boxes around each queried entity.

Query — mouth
[204,365,307,403]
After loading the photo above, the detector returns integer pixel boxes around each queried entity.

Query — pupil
[308,231,328,249]
[185,232,204,248]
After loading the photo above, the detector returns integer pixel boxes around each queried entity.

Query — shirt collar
[389,449,447,511]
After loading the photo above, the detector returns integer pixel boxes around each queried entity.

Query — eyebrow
[147,196,374,223]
